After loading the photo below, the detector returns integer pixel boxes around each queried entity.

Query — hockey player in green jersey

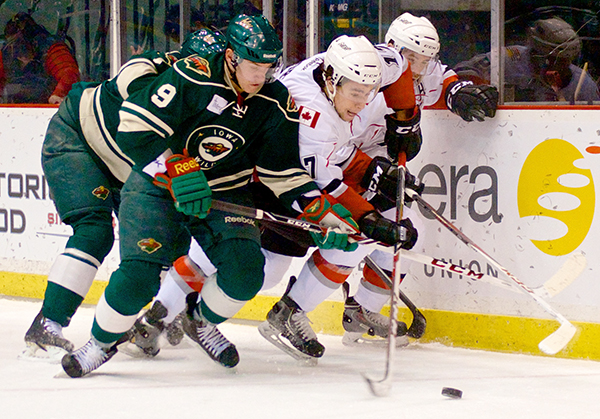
[62,14,360,377]
[22,29,227,361]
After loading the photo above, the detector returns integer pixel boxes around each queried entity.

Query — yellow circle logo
[518,139,594,256]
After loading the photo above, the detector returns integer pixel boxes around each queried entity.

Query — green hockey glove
[153,153,212,218]
[300,194,359,251]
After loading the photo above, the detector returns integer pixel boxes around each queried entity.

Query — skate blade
[118,341,160,358]
[342,332,409,348]
[19,343,68,363]
[258,321,318,366]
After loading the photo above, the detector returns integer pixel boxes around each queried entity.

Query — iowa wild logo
[186,125,245,169]
[203,142,230,157]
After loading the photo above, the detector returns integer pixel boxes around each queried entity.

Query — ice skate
[165,312,184,346]
[181,305,239,368]
[125,301,183,357]
[259,292,324,364]
[62,338,118,378]
[21,310,74,362]
[341,283,409,347]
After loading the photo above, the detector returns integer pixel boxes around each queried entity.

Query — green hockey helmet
[225,14,283,64]
[180,28,227,58]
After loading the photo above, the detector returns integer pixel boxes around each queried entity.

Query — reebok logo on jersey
[92,186,110,200]
[185,56,211,78]
[224,215,255,226]
[299,106,320,129]
[137,238,162,254]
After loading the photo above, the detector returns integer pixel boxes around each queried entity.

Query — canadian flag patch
[298,106,320,129]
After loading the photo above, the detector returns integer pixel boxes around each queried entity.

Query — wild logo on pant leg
[137,238,162,254]
[92,186,110,200]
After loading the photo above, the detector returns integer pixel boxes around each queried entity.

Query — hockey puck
[441,387,462,399]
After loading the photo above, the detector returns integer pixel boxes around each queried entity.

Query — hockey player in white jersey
[355,13,498,158]
[342,13,498,345]
[255,35,426,361]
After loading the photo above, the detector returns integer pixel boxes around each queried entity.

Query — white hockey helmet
[324,35,382,87]
[385,12,440,58]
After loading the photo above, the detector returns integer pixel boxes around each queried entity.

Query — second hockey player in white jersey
[343,13,498,346]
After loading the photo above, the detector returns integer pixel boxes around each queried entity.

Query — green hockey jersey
[72,51,180,182]
[116,52,318,209]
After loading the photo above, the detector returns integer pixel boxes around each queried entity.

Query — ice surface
[2,297,600,419]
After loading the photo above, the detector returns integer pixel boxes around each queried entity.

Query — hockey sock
[42,251,100,326]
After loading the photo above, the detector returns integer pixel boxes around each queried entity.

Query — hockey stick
[363,151,407,397]
[406,189,577,355]
[211,197,428,309]
[211,200,585,297]
[363,255,426,339]
[369,246,586,299]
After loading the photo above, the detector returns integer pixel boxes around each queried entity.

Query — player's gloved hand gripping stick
[299,194,359,252]
[153,152,212,218]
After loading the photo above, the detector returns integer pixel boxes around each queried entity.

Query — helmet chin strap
[225,55,243,93]
[322,74,338,104]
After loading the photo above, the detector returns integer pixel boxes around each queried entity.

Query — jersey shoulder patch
[298,106,320,128]
[183,55,212,77]
[173,54,216,82]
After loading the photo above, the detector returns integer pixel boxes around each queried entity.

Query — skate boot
[62,338,118,378]
[126,301,185,357]
[22,310,74,361]
[181,305,239,368]
[259,293,325,362]
[341,283,408,347]
[127,301,168,357]
[165,312,184,346]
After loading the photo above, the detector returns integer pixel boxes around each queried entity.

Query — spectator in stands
[163,5,209,44]
[454,16,599,103]
[0,12,80,104]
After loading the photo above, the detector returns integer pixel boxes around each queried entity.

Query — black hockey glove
[384,109,422,162]
[445,80,498,122]
[361,156,424,210]
[358,211,418,249]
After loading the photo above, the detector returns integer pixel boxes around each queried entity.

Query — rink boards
[1,106,600,360]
